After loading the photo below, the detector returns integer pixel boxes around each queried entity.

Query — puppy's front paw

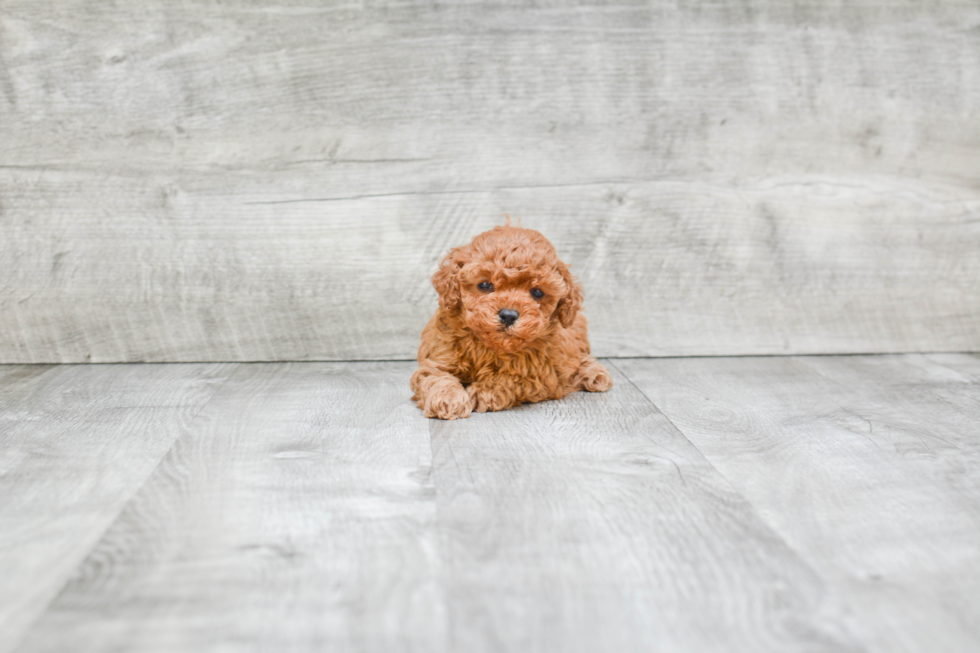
[578,363,613,393]
[425,385,473,420]
[467,383,515,413]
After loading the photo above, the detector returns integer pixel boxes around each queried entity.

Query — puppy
[410,223,612,420]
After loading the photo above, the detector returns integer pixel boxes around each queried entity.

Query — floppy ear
[554,261,584,328]
[432,246,468,311]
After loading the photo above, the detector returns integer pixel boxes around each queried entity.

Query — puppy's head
[432,225,583,353]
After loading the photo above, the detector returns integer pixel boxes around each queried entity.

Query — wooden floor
[1,354,978,653]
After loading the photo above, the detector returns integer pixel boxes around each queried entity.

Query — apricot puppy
[411,223,612,419]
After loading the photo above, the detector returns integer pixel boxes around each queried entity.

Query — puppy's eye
[530,288,544,299]
[477,281,494,292]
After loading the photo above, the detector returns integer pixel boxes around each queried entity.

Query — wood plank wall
[1,1,978,362]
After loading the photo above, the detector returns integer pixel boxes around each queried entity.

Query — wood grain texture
[616,354,980,653]
[9,361,872,653]
[0,363,234,653]
[1,1,979,361]
[429,363,863,653]
[13,362,445,653]
[5,357,979,651]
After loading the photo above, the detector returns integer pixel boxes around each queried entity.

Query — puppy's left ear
[554,261,584,328]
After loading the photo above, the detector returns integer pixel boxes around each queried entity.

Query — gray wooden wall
[1,1,978,363]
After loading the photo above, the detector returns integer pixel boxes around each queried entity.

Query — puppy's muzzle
[498,309,519,328]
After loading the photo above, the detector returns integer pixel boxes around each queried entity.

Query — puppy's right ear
[432,246,468,311]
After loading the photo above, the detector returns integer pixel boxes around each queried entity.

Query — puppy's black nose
[498,309,519,327]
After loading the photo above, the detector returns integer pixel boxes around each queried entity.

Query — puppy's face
[432,226,583,354]
[458,262,566,353]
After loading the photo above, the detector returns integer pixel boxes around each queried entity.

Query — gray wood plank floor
[2,355,978,652]
[0,364,235,653]
[616,354,980,653]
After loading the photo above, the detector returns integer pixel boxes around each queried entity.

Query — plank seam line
[791,354,980,439]
[603,357,866,632]
[240,177,668,204]
[921,352,980,383]
[604,358,724,465]
[2,351,978,366]
[5,362,242,652]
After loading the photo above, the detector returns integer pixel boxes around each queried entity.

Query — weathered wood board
[427,363,864,653]
[1,1,978,361]
[0,363,234,653]
[12,362,446,653]
[5,356,980,651]
[617,353,980,653]
[12,362,867,653]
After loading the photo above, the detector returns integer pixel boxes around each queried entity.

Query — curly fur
[411,223,612,419]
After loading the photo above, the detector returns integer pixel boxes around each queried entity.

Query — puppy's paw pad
[467,385,512,413]
[425,386,473,420]
[580,365,613,392]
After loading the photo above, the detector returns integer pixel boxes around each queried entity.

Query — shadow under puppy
[411,223,612,420]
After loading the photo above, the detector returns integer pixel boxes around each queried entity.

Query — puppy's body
[411,224,612,420]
